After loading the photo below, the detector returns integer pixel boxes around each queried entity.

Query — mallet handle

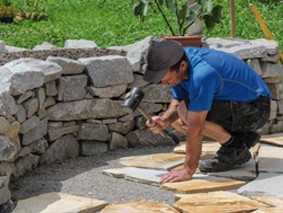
[137,106,167,138]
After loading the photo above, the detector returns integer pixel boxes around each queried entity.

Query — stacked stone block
[0,36,283,208]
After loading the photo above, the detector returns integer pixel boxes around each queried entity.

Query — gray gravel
[10,145,177,206]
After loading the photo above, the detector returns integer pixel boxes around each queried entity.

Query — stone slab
[102,167,165,186]
[103,167,245,193]
[12,192,107,213]
[161,174,245,194]
[237,173,283,196]
[208,158,257,181]
[100,199,178,213]
[251,195,283,207]
[174,141,220,159]
[119,153,185,170]
[258,146,283,173]
[173,191,270,213]
[260,133,283,147]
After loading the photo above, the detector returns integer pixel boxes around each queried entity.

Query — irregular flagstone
[251,195,283,207]
[260,133,283,147]
[258,145,283,173]
[119,153,185,171]
[79,55,133,87]
[208,158,256,181]
[4,58,63,87]
[46,99,129,121]
[102,167,245,192]
[173,191,270,213]
[47,56,86,74]
[102,167,166,186]
[174,141,220,159]
[12,192,107,213]
[238,173,283,196]
[161,174,245,193]
[100,199,178,213]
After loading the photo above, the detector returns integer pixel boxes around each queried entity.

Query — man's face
[161,61,187,86]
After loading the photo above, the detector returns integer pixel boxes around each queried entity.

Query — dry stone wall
[0,36,283,209]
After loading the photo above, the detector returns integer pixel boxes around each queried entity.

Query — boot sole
[199,152,252,173]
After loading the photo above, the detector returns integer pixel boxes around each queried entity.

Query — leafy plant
[0,5,14,23]
[133,0,224,35]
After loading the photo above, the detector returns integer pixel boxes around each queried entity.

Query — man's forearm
[184,128,202,175]
[160,99,180,125]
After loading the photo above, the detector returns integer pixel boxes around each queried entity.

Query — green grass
[0,0,282,51]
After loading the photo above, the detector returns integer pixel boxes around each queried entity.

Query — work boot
[233,131,261,149]
[199,143,251,173]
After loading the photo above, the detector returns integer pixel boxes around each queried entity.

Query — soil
[0,48,126,66]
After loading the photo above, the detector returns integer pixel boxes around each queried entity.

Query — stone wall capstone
[0,36,283,209]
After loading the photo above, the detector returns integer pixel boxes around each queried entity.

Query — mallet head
[123,87,144,111]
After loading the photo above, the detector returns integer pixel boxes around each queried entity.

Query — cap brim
[143,67,169,83]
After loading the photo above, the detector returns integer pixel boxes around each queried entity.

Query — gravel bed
[10,145,177,206]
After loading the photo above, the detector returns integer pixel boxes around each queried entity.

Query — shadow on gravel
[10,145,175,201]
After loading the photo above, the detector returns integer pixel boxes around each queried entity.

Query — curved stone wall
[0,36,283,209]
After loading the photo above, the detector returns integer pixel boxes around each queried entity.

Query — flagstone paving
[173,141,220,159]
[12,193,107,213]
[260,133,283,147]
[161,174,245,194]
[119,153,185,170]
[100,199,178,213]
[10,134,283,213]
[103,167,245,193]
[173,191,270,213]
[258,145,283,173]
[238,173,283,196]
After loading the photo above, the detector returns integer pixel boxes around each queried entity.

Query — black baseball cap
[144,40,184,83]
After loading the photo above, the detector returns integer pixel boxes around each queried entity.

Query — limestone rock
[0,136,17,161]
[79,55,133,87]
[126,128,175,147]
[108,120,135,134]
[119,153,184,170]
[0,90,17,116]
[44,80,58,96]
[161,173,245,193]
[12,154,39,180]
[46,99,129,121]
[77,123,109,141]
[23,98,39,118]
[174,191,269,213]
[47,56,86,74]
[87,84,127,98]
[39,134,79,165]
[33,42,60,51]
[13,193,107,213]
[81,141,108,156]
[16,90,34,104]
[109,132,128,150]
[267,82,283,100]
[22,118,48,146]
[29,138,49,154]
[129,74,150,88]
[0,40,7,53]
[0,176,10,205]
[4,58,61,95]
[261,62,283,78]
[6,45,27,52]
[64,39,98,49]
[57,75,87,101]
[142,84,172,103]
[21,115,40,134]
[48,124,79,141]
[101,199,177,213]
[15,104,26,123]
[0,116,9,134]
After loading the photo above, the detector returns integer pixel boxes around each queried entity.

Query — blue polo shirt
[172,47,271,111]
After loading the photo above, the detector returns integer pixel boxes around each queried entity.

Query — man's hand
[160,168,192,183]
[146,116,168,134]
